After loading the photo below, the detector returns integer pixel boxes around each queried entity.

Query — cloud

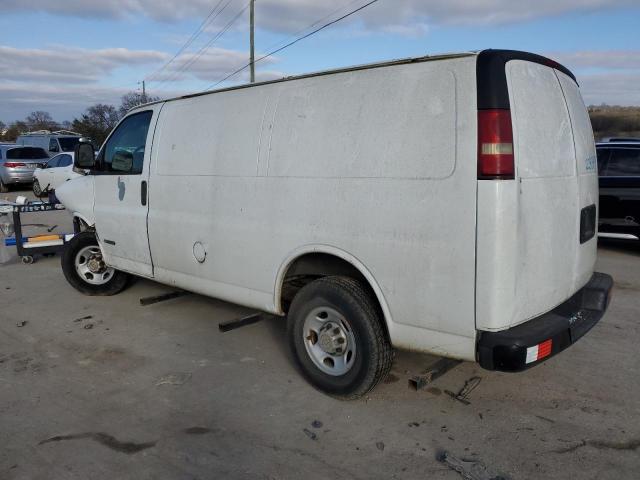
[0,43,283,121]
[1,0,636,32]
[578,72,640,106]
[0,45,168,84]
[0,82,187,122]
[550,50,640,71]
[147,47,279,84]
[546,50,640,105]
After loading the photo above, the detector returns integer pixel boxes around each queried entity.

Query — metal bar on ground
[219,313,266,333]
[408,358,462,391]
[139,291,190,306]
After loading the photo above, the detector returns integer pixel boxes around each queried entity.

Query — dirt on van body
[0,189,639,480]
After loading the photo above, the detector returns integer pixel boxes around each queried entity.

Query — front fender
[55,175,95,226]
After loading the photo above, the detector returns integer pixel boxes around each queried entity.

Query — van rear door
[476,51,598,331]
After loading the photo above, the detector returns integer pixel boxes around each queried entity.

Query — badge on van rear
[585,155,596,172]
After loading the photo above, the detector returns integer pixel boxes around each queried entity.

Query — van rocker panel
[477,272,613,372]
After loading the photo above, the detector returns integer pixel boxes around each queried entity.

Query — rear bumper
[598,223,640,240]
[477,272,613,372]
[1,170,35,184]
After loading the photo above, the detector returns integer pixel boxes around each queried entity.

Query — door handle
[141,180,147,206]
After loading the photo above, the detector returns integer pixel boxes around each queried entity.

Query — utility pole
[250,0,255,83]
[142,80,147,102]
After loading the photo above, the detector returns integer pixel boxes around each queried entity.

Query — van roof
[131,49,576,113]
[133,51,477,112]
[18,130,81,137]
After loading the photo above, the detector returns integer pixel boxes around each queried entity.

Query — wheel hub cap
[302,306,357,376]
[317,322,348,355]
[87,255,105,273]
[74,245,115,286]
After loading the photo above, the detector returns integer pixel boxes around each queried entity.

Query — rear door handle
[141,180,147,206]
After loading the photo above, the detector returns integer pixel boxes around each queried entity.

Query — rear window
[59,137,80,152]
[601,148,640,177]
[6,147,48,160]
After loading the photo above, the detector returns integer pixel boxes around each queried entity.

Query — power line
[153,1,249,88]
[259,0,363,56]
[203,0,379,91]
[146,0,234,83]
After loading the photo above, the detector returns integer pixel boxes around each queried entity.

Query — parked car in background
[16,130,82,158]
[597,139,640,240]
[33,152,80,196]
[0,145,49,192]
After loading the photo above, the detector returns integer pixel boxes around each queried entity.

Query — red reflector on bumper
[525,339,553,364]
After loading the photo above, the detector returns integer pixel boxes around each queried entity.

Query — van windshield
[58,137,80,152]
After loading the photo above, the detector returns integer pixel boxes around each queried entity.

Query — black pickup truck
[598,139,640,240]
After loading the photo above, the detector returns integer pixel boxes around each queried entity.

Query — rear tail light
[4,162,26,168]
[478,109,515,179]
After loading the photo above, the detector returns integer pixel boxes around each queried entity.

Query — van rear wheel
[62,232,130,296]
[287,276,393,399]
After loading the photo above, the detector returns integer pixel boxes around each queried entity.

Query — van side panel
[148,56,479,359]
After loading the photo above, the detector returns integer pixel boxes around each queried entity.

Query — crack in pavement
[38,432,157,454]
[553,438,640,454]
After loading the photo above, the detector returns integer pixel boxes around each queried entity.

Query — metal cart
[7,202,78,264]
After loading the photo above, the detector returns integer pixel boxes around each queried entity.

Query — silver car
[0,145,50,192]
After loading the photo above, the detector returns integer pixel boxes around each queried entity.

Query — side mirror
[74,142,95,169]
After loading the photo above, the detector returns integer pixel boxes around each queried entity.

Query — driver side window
[100,111,153,175]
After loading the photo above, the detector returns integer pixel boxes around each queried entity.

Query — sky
[0,0,639,123]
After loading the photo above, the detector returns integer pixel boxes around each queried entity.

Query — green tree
[0,121,6,141]
[2,121,28,142]
[72,104,119,146]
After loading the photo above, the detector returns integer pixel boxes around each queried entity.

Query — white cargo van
[57,50,612,398]
[16,130,82,157]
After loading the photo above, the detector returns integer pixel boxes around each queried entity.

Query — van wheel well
[74,217,94,232]
[280,253,389,339]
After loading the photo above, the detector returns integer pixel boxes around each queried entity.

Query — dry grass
[589,105,640,141]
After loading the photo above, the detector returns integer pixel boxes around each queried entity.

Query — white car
[33,152,80,196]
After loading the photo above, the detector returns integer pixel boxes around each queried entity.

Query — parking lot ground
[1,190,639,479]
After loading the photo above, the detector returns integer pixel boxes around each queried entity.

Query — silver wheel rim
[74,245,114,286]
[303,306,356,376]
[33,180,41,196]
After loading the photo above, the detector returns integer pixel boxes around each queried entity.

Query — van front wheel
[287,276,393,399]
[62,232,130,296]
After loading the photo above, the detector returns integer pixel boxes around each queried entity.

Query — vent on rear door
[580,204,597,244]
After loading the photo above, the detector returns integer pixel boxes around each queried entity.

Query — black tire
[287,276,393,399]
[0,180,8,193]
[61,232,130,296]
[32,179,42,197]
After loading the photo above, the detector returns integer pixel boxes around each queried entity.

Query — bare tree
[119,91,159,118]
[26,111,56,131]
